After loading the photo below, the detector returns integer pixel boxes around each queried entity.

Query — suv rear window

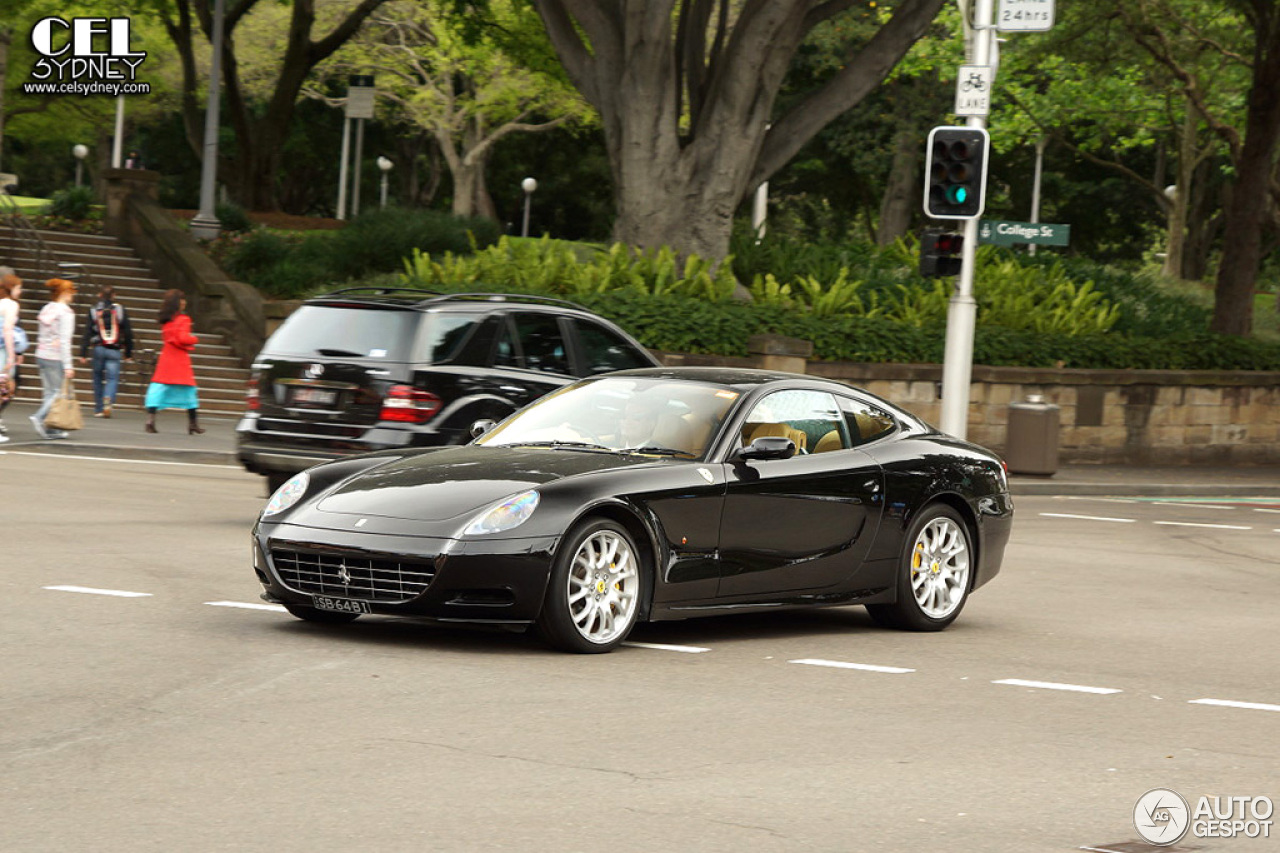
[263,305,420,361]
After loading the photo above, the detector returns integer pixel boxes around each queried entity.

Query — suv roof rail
[318,286,442,299]
[415,292,589,312]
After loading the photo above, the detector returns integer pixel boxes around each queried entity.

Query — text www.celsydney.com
[23,80,150,96]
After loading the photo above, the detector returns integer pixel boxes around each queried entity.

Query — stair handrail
[0,191,57,280]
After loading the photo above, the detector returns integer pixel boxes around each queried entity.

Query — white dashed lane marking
[790,659,915,674]
[1039,513,1136,523]
[623,641,711,653]
[37,587,1280,711]
[993,679,1122,695]
[1153,521,1253,530]
[43,585,153,598]
[1189,698,1280,713]
[205,600,286,612]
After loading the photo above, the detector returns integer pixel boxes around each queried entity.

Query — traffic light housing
[924,126,990,220]
[920,229,964,277]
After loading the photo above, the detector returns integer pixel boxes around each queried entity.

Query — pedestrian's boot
[188,409,205,435]
[145,411,157,433]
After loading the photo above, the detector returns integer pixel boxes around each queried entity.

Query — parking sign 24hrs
[24,17,150,97]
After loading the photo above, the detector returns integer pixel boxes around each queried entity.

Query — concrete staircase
[0,228,251,416]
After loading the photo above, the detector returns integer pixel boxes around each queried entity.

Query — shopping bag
[45,377,84,431]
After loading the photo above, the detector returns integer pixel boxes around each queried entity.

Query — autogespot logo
[1134,788,1275,845]
[1134,788,1190,846]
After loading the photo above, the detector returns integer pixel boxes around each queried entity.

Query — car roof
[603,366,836,390]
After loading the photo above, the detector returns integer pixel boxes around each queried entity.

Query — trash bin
[1005,394,1060,476]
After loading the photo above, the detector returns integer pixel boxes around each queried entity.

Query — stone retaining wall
[661,337,1280,465]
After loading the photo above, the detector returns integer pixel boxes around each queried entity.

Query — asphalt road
[3,452,1278,852]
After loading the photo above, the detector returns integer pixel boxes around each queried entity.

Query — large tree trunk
[878,127,920,247]
[164,0,390,213]
[1163,104,1197,279]
[1212,6,1280,336]
[0,29,10,172]
[535,0,946,262]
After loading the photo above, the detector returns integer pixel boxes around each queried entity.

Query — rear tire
[282,602,361,624]
[866,504,972,631]
[536,519,646,653]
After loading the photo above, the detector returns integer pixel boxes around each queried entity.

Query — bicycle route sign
[979,220,1070,247]
[954,65,992,117]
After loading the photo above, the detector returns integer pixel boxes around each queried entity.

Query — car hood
[315,444,665,521]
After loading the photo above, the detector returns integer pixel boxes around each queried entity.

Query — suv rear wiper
[315,348,364,357]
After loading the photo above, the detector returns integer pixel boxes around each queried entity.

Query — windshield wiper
[315,348,364,358]
[624,445,697,458]
[505,440,614,452]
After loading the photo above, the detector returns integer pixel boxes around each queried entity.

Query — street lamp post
[377,156,392,209]
[521,177,537,237]
[73,144,88,188]
[189,0,226,240]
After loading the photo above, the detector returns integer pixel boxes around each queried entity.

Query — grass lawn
[1,195,50,214]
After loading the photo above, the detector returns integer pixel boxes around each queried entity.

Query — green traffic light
[946,185,968,204]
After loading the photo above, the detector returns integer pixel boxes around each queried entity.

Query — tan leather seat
[813,430,844,453]
[742,422,807,452]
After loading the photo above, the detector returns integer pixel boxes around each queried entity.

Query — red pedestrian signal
[920,228,964,277]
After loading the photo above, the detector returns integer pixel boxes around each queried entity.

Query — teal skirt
[144,382,199,410]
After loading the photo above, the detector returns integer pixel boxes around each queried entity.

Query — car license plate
[311,595,371,614]
[293,387,337,406]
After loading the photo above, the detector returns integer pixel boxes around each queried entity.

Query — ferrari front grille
[271,548,436,602]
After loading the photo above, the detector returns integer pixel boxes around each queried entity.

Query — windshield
[476,376,742,459]
[263,305,419,361]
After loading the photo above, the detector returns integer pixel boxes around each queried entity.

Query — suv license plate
[311,595,371,614]
[293,387,337,406]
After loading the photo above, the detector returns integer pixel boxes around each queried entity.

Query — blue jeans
[91,345,123,412]
[34,357,64,423]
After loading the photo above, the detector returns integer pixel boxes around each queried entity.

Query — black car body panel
[251,368,1013,639]
[236,291,660,482]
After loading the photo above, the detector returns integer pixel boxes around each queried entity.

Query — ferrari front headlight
[263,471,309,517]
[463,490,539,536]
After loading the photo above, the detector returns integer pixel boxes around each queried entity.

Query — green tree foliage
[309,0,590,221]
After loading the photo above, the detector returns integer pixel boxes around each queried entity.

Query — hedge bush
[393,236,1280,371]
[219,207,501,298]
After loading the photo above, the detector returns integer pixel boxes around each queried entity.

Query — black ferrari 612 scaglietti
[251,368,1014,653]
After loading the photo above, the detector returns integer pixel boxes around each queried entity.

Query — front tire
[537,519,646,653]
[282,602,361,624]
[867,504,973,631]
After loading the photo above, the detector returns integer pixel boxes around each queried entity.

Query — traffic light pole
[939,0,995,439]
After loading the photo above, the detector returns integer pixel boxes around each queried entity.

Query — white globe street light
[521,177,538,237]
[377,156,393,209]
[73,144,89,187]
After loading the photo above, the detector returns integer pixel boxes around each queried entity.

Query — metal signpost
[337,75,375,221]
[928,0,1055,439]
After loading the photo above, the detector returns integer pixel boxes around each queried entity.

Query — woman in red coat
[144,289,204,434]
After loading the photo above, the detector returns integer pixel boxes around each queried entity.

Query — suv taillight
[381,385,441,423]
[246,377,260,411]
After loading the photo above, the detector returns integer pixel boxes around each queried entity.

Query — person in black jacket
[78,285,133,417]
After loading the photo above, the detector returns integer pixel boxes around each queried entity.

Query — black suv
[235,289,660,490]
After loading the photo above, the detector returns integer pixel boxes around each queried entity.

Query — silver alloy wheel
[909,515,971,619]
[566,529,640,644]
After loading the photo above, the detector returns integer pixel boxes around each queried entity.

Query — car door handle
[864,480,880,492]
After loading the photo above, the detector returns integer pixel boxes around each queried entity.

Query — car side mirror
[732,435,797,462]
[470,419,497,439]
